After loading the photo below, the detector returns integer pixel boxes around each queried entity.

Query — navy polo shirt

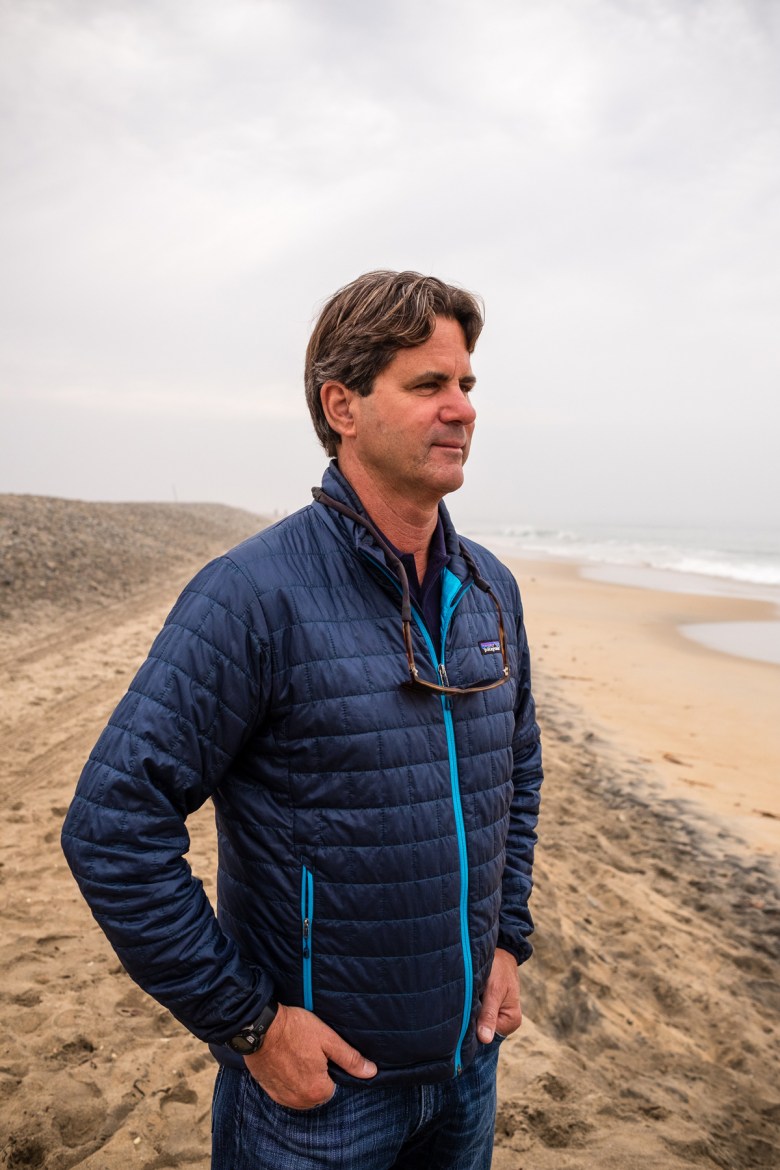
[373,515,450,657]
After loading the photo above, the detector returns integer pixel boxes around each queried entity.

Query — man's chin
[432,467,466,498]
[411,451,468,502]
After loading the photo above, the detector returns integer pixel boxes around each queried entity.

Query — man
[62,270,543,1169]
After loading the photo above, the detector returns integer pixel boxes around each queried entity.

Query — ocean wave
[467,525,780,589]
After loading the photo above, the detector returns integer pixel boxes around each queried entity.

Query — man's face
[346,316,477,508]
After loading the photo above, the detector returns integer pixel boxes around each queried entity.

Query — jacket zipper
[411,589,473,1075]
[362,551,475,1075]
[301,864,314,1011]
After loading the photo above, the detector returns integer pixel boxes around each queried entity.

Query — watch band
[225,999,279,1055]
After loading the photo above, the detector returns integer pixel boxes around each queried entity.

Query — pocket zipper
[301,865,314,1011]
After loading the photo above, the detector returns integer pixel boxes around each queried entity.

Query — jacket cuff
[497,934,534,966]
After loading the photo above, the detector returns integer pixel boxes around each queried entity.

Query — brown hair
[305,270,484,456]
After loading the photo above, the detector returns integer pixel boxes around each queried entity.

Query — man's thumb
[325,1033,378,1080]
[477,999,498,1043]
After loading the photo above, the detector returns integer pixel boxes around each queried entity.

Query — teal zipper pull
[302,917,310,959]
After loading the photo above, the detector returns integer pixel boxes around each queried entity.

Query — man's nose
[439,383,477,426]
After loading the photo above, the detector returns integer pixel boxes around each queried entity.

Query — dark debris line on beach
[545,695,780,962]
[498,672,780,1169]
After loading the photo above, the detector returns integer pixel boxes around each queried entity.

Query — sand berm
[0,494,778,1170]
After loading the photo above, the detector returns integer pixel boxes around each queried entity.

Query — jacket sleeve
[61,554,275,1043]
[497,580,544,964]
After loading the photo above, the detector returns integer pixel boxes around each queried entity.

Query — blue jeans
[211,1038,502,1170]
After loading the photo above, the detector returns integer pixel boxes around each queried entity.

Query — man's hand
[477,947,522,1043]
[244,1004,377,1109]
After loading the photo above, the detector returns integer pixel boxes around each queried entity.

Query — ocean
[464,521,780,667]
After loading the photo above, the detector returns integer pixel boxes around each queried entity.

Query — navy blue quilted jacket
[62,463,543,1086]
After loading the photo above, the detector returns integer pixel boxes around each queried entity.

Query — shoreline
[503,554,780,860]
[579,561,780,666]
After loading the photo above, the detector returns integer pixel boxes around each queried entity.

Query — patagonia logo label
[479,640,501,655]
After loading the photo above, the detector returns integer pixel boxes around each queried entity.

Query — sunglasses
[313,488,511,698]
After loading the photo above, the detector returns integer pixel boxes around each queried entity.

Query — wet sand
[0,498,778,1169]
[509,556,780,857]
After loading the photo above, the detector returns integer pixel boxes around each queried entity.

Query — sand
[509,556,780,857]
[1,496,778,1169]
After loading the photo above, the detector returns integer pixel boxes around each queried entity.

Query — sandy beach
[508,556,780,858]
[1,497,778,1169]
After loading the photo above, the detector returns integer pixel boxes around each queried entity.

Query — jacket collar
[317,460,470,581]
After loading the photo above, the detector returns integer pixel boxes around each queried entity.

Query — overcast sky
[1,0,778,529]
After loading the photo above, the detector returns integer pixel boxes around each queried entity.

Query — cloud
[6,381,308,422]
[1,0,779,523]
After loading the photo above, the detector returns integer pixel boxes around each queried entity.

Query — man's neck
[337,461,439,582]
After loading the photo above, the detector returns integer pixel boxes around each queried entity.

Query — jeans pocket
[252,1077,342,1117]
[211,1064,225,1133]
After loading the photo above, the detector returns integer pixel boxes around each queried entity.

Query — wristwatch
[225,1000,279,1055]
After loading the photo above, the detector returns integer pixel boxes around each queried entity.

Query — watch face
[228,1032,256,1055]
[225,1002,277,1055]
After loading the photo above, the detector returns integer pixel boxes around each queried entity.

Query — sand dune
[0,496,778,1169]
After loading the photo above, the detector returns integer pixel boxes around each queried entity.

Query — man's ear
[320,381,357,440]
